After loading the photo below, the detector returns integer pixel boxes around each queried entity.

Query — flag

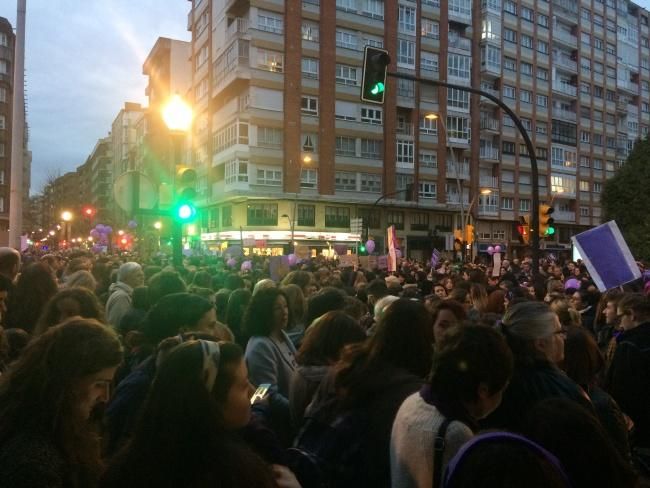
[571,221,641,291]
[431,248,442,268]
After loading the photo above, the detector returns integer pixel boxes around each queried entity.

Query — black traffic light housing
[361,46,390,104]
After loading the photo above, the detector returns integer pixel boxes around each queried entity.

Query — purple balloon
[241,260,252,272]
[227,258,237,267]
[287,254,297,266]
[104,226,113,234]
[494,245,502,253]
[365,239,376,254]
[487,246,495,255]
[95,224,105,232]
[90,229,100,239]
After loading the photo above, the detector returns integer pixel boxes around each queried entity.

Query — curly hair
[33,288,105,337]
[0,319,123,487]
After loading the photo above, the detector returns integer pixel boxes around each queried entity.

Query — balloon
[227,258,237,267]
[365,239,376,254]
[487,246,495,256]
[395,249,402,259]
[104,226,113,234]
[241,260,252,272]
[494,245,502,253]
[95,224,105,233]
[564,278,581,290]
[287,254,297,266]
[128,220,138,229]
[90,229,100,239]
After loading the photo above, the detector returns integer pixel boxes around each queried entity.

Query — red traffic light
[83,206,96,217]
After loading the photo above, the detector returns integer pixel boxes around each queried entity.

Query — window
[580,82,591,96]
[386,211,405,230]
[502,170,515,183]
[504,0,517,15]
[336,136,356,156]
[411,212,430,230]
[593,38,603,51]
[537,121,547,135]
[579,180,590,191]
[300,169,318,189]
[256,168,282,186]
[503,115,515,127]
[537,13,549,27]
[551,146,577,169]
[335,171,357,190]
[358,208,381,229]
[257,49,284,72]
[580,206,590,217]
[196,44,208,70]
[581,32,591,46]
[448,54,471,79]
[537,67,549,81]
[335,64,358,85]
[520,89,532,104]
[336,0,355,10]
[222,206,233,227]
[398,5,417,34]
[594,13,603,27]
[580,155,591,168]
[361,107,382,125]
[501,197,514,210]
[502,141,516,155]
[0,87,5,103]
[302,23,319,42]
[421,52,439,73]
[335,100,357,121]
[0,60,7,75]
[537,40,549,54]
[301,96,318,116]
[537,94,548,107]
[593,133,602,146]
[301,58,318,79]
[503,85,516,99]
[225,159,249,184]
[325,206,350,227]
[361,138,382,158]
[397,140,415,165]
[398,39,416,67]
[521,34,534,49]
[0,33,7,47]
[360,173,382,193]
[420,115,437,135]
[362,0,384,18]
[537,147,548,160]
[504,57,516,72]
[336,29,358,50]
[504,28,517,43]
[247,203,278,225]
[593,86,603,98]
[521,6,534,22]
[297,205,315,226]
[520,62,533,77]
[593,158,603,170]
[606,137,616,149]
[421,19,440,39]
[552,121,577,145]
[419,151,437,168]
[257,12,283,33]
[0,115,5,130]
[448,88,470,110]
[606,43,616,56]
[447,116,470,140]
[419,181,437,199]
[593,182,602,193]
[397,79,415,98]
[257,126,282,148]
[580,131,590,143]
[581,7,591,21]
[519,199,531,212]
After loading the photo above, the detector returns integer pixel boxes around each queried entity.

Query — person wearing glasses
[482,301,590,432]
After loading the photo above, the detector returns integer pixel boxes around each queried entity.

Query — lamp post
[61,211,73,246]
[285,155,313,255]
[281,213,295,254]
[162,94,193,268]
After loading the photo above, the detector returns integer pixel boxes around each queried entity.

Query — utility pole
[9,0,26,249]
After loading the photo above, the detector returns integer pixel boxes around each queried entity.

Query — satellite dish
[113,171,157,213]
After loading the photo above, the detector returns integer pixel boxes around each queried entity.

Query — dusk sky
[1,1,190,193]
[3,1,650,194]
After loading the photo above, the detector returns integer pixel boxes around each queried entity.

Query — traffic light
[539,204,555,237]
[361,46,390,104]
[517,215,531,244]
[82,206,96,218]
[359,243,367,255]
[174,165,197,222]
[465,224,475,245]
[454,228,463,242]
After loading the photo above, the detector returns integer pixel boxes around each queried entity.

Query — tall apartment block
[186,0,650,260]
[0,18,14,234]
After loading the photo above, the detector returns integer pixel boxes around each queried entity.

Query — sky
[1,1,190,194]
[3,1,650,194]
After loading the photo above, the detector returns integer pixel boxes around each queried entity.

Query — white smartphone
[250,383,271,404]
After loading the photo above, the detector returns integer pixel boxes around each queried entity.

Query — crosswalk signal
[539,204,555,237]
[517,215,531,244]
[175,165,197,222]
[361,46,390,104]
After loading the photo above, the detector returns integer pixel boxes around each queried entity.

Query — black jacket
[606,322,650,448]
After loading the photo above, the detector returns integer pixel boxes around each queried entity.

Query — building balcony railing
[555,56,577,72]
[447,161,470,179]
[480,176,499,188]
[617,100,628,112]
[227,17,249,39]
[480,62,501,78]
[479,146,500,160]
[552,107,577,121]
[553,29,578,46]
[552,81,577,96]
[447,194,470,205]
[449,37,472,51]
[480,84,500,99]
[554,210,576,222]
[449,6,472,24]
[480,118,500,131]
[478,204,499,215]
[396,123,414,136]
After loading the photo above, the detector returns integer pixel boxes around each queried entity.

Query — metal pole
[9,0,26,249]
[387,72,541,279]
[171,135,183,268]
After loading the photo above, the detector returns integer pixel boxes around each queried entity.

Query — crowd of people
[0,245,648,487]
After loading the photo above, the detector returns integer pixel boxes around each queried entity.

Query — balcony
[552,107,577,121]
[480,84,500,102]
[555,56,577,73]
[449,37,472,51]
[213,39,250,90]
[617,78,639,95]
[447,194,470,205]
[396,122,414,136]
[480,118,500,131]
[553,29,578,47]
[481,61,501,78]
[226,17,249,39]
[479,146,500,161]
[447,161,470,179]
[225,0,250,17]
[449,5,472,24]
[480,175,499,188]
[552,0,578,22]
[552,81,577,97]
[617,100,628,112]
[554,210,576,222]
[478,204,499,216]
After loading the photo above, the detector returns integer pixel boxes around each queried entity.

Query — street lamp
[153,221,162,230]
[162,94,193,268]
[61,210,73,243]
[285,154,313,255]
[281,214,295,254]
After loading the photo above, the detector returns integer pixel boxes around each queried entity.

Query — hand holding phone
[250,383,271,404]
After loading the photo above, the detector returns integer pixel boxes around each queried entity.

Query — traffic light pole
[386,72,540,279]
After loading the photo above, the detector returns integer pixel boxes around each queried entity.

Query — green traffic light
[177,203,196,221]
[546,227,556,236]
[370,82,385,95]
[359,245,366,253]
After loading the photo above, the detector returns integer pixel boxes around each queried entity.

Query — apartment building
[0,18,13,233]
[186,0,650,259]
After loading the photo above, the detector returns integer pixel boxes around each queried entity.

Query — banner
[387,225,398,272]
[571,220,641,291]
[377,255,388,269]
[339,254,359,268]
[295,245,310,259]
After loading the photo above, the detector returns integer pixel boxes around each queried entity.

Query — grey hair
[117,262,142,282]
[502,301,556,341]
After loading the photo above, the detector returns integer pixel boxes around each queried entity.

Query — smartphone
[250,383,271,404]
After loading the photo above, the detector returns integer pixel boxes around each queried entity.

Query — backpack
[287,401,369,488]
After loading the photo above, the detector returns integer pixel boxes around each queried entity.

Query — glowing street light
[162,94,193,132]
[154,221,162,230]
[61,211,73,222]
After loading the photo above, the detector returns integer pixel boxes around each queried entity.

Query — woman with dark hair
[244,287,296,442]
[298,299,435,486]
[225,288,252,348]
[482,301,590,432]
[562,326,631,461]
[290,311,366,428]
[523,398,638,488]
[282,270,317,298]
[0,319,123,487]
[432,300,467,350]
[33,287,105,337]
[101,339,293,488]
[484,289,506,315]
[5,262,59,333]
[391,325,513,488]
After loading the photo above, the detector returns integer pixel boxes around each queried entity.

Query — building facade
[0,18,14,233]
